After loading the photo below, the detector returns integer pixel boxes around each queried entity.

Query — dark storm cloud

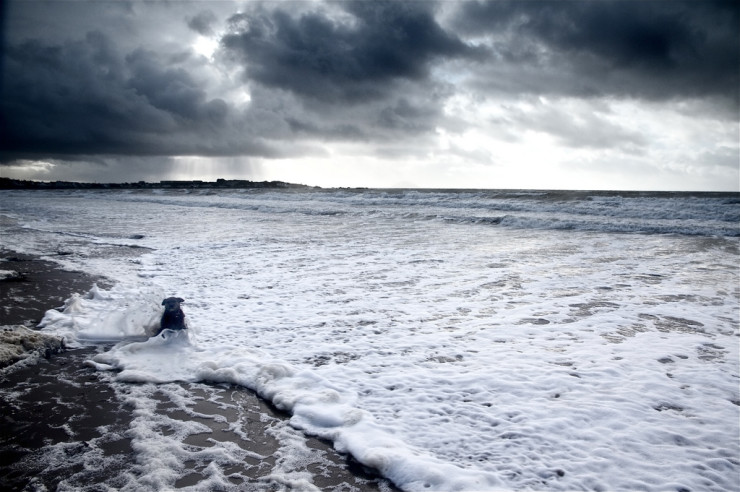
[284,94,441,141]
[286,118,365,140]
[377,97,441,133]
[126,48,227,123]
[221,1,480,103]
[0,30,276,163]
[1,1,469,165]
[187,10,218,36]
[1,0,737,181]
[453,0,739,104]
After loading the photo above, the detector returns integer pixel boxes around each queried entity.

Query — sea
[1,188,739,491]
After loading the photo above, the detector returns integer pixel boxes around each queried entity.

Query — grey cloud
[501,104,649,151]
[221,1,479,103]
[0,30,277,162]
[284,94,442,141]
[125,48,225,122]
[286,118,366,140]
[377,98,440,133]
[453,0,739,104]
[693,146,740,170]
[187,10,218,36]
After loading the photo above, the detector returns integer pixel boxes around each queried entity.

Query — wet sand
[0,251,397,491]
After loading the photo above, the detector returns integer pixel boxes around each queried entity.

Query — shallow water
[1,188,739,491]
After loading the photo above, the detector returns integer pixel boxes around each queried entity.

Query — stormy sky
[1,0,738,190]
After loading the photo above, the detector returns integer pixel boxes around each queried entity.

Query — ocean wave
[16,188,735,237]
[104,189,740,237]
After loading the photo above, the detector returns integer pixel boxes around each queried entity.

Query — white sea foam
[3,189,739,491]
[38,283,163,344]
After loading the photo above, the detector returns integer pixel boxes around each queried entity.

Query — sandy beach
[0,250,397,491]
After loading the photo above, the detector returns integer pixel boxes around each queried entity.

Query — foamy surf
[41,284,504,491]
[38,283,164,346]
[7,188,739,491]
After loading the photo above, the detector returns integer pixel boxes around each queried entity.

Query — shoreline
[0,250,397,491]
[0,250,113,328]
[0,250,110,368]
[3,178,738,196]
[0,177,314,190]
